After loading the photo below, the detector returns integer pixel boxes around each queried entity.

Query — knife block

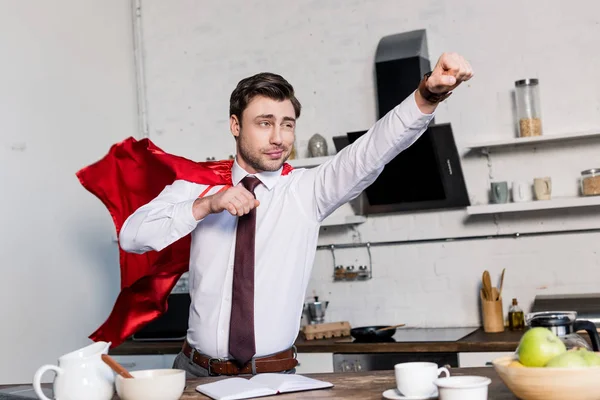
[481,288,504,333]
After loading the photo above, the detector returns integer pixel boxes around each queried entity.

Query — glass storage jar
[581,169,600,196]
[515,79,542,137]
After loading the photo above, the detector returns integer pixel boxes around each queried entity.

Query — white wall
[137,0,600,329]
[0,1,138,384]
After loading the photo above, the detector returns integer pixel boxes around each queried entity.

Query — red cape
[76,137,293,347]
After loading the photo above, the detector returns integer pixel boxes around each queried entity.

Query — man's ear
[230,115,240,139]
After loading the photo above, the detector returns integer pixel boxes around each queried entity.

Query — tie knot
[241,176,262,194]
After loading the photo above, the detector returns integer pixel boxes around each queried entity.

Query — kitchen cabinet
[295,352,334,374]
[458,351,514,367]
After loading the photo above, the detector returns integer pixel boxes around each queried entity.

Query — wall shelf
[288,155,334,168]
[466,196,600,215]
[464,129,600,151]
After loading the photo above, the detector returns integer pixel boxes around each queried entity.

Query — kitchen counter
[170,367,515,399]
[109,328,524,355]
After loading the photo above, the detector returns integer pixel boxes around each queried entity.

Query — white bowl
[434,375,491,400]
[115,369,186,400]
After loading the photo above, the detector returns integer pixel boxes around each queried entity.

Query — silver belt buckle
[208,357,223,376]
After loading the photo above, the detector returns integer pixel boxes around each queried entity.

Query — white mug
[512,181,532,202]
[395,362,450,397]
[434,375,491,400]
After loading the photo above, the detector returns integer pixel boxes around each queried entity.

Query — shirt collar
[231,159,282,190]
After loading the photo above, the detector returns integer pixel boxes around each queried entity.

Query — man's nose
[270,126,283,145]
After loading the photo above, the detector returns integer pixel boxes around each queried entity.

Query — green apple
[546,350,589,368]
[517,327,567,367]
[576,348,600,367]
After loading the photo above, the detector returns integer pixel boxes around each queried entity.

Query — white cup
[434,375,491,400]
[512,181,532,202]
[395,362,450,397]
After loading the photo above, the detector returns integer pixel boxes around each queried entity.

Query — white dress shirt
[119,92,434,358]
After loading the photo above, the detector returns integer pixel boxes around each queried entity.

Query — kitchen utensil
[115,369,185,400]
[351,325,399,342]
[102,354,134,379]
[493,355,600,400]
[304,296,329,324]
[497,268,505,300]
[480,287,504,333]
[377,324,406,332]
[526,311,600,351]
[434,376,491,400]
[482,271,492,300]
[395,362,449,397]
[33,341,115,400]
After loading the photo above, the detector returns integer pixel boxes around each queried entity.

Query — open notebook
[196,373,334,400]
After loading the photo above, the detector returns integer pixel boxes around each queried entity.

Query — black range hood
[335,29,471,215]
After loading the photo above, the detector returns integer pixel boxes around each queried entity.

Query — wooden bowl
[493,355,600,400]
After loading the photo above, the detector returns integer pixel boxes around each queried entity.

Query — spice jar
[357,265,370,280]
[515,79,542,137]
[345,265,358,280]
[581,169,600,196]
[334,265,345,281]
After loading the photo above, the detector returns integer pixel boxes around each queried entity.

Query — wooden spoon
[376,324,406,332]
[497,268,506,300]
[482,270,493,301]
[102,354,134,379]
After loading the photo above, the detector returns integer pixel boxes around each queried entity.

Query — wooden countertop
[0,367,517,399]
[109,328,524,356]
[172,367,515,399]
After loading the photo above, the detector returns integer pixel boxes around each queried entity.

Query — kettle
[527,311,600,351]
[304,296,329,324]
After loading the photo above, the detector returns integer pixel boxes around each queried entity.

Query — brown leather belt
[182,340,298,375]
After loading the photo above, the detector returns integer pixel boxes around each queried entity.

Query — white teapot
[33,341,115,400]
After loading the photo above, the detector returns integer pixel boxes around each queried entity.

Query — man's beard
[238,138,289,172]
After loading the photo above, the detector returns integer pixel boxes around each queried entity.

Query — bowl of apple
[493,327,600,400]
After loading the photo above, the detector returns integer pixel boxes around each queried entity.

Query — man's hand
[427,52,474,94]
[192,185,260,220]
[415,52,474,113]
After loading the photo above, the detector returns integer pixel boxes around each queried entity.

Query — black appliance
[341,123,470,214]
[331,29,470,214]
[375,29,431,119]
[131,293,190,341]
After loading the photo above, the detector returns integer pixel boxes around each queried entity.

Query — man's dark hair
[229,72,301,126]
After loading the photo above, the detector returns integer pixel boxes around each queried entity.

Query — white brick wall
[307,232,600,327]
[138,0,600,328]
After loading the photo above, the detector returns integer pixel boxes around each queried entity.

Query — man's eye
[259,121,270,127]
[283,123,294,129]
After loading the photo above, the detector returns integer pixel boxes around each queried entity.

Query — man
[117,52,473,377]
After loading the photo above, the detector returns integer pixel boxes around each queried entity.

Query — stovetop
[391,327,479,342]
[345,327,479,343]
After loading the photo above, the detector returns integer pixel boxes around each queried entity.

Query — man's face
[230,95,296,174]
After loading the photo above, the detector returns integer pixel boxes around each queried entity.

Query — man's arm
[119,180,205,253]
[119,180,260,254]
[294,52,473,222]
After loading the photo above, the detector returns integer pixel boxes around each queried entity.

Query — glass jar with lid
[515,79,542,137]
[581,169,600,196]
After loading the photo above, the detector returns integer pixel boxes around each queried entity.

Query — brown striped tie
[229,176,261,365]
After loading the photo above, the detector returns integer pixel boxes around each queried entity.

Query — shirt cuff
[394,91,436,129]
[174,198,202,229]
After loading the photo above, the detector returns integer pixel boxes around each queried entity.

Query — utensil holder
[481,288,504,333]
